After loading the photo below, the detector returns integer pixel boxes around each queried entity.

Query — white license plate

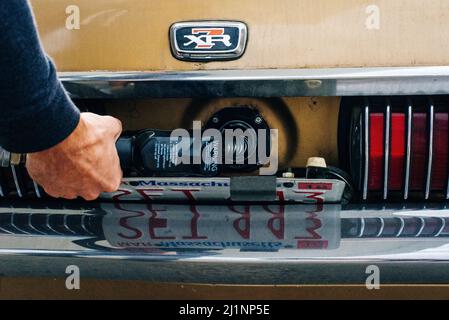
[101,177,346,203]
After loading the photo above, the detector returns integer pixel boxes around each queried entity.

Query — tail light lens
[431,113,449,190]
[340,96,449,201]
[389,113,406,191]
[368,113,384,191]
[410,113,428,191]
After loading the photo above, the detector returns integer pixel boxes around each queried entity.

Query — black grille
[0,165,43,199]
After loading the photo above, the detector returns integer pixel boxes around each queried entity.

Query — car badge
[170,21,248,61]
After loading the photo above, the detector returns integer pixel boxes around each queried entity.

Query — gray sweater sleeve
[0,0,80,153]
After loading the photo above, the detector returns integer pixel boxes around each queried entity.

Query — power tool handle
[116,136,134,171]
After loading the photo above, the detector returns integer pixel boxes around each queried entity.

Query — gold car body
[32,0,449,71]
[2,0,448,299]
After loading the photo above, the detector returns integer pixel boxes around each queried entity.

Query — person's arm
[0,1,123,200]
[0,0,79,153]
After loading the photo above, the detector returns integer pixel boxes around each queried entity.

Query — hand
[26,112,123,200]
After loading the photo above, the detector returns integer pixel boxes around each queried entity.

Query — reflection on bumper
[1,201,449,284]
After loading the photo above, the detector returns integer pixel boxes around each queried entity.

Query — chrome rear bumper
[60,66,449,99]
[1,201,449,285]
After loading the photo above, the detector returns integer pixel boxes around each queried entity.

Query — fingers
[41,186,77,200]
[43,185,104,201]
[62,194,77,200]
[68,113,123,196]
[25,112,124,202]
[98,138,123,193]
[102,171,123,193]
[83,112,123,141]
[100,115,123,192]
[43,184,102,201]
[102,115,123,141]
[80,191,101,201]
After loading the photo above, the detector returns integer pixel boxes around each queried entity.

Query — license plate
[101,177,346,203]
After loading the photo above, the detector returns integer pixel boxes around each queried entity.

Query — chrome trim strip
[363,105,370,200]
[63,215,76,235]
[33,181,41,198]
[396,218,405,237]
[0,223,13,235]
[59,66,449,98]
[447,172,449,199]
[425,101,435,199]
[415,217,426,237]
[3,248,449,263]
[27,214,45,236]
[10,214,30,235]
[0,147,11,168]
[383,102,391,200]
[436,218,447,237]
[10,166,22,198]
[358,217,366,237]
[447,128,449,199]
[2,213,21,234]
[45,215,63,236]
[80,215,93,236]
[404,103,413,200]
[376,217,385,237]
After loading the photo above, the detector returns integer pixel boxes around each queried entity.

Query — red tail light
[410,113,427,191]
[431,113,449,190]
[368,113,384,191]
[342,97,449,201]
[389,113,406,191]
